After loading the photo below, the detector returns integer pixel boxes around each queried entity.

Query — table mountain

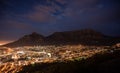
[2,29,120,47]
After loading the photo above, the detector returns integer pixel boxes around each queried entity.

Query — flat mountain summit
[2,29,120,47]
[47,29,105,41]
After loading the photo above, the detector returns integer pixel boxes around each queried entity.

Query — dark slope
[2,32,45,47]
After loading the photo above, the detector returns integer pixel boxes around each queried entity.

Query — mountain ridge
[1,29,120,47]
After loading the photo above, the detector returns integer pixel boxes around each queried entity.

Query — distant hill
[2,29,120,47]
[2,32,45,47]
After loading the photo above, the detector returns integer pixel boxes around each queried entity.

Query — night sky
[0,0,120,45]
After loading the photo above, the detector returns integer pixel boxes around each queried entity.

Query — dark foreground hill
[2,29,120,47]
[18,49,120,73]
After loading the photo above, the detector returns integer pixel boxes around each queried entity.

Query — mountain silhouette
[47,29,105,42]
[2,29,120,47]
[2,32,45,47]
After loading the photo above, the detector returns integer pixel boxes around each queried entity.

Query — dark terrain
[19,48,120,73]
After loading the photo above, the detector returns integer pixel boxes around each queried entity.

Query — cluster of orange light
[0,41,12,45]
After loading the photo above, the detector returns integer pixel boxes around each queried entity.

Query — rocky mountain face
[2,29,120,47]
